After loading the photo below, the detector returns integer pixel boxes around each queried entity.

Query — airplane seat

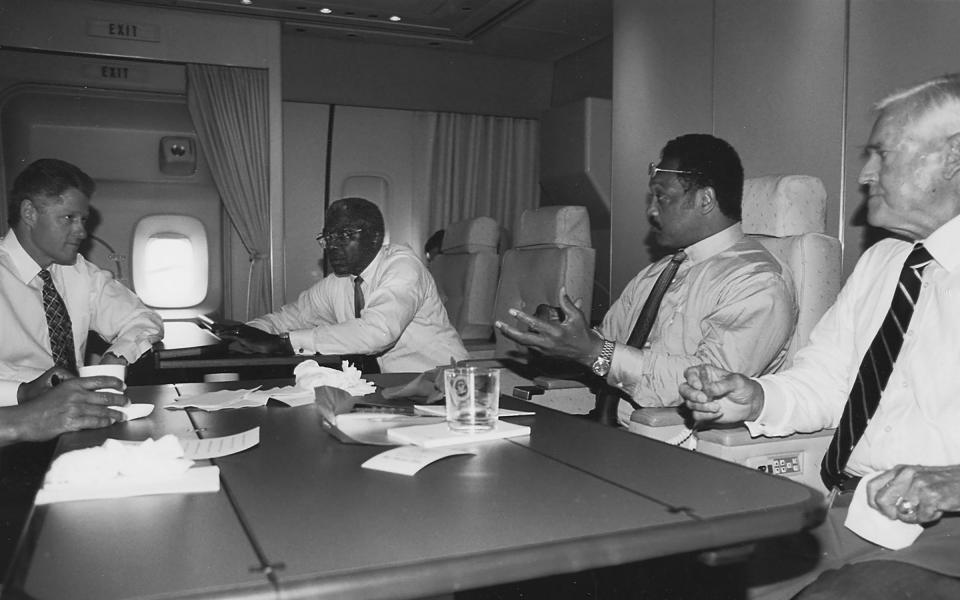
[459,205,597,412]
[494,205,595,357]
[629,174,841,493]
[428,216,501,345]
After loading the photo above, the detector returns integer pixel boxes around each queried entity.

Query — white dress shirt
[0,231,163,405]
[248,243,468,373]
[749,214,960,476]
[602,223,797,424]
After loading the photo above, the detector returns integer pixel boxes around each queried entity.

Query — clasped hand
[679,364,765,424]
[867,464,960,525]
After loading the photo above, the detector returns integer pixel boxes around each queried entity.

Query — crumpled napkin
[294,359,376,396]
[44,435,194,485]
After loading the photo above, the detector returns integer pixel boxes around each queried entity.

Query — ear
[697,186,718,215]
[943,132,960,180]
[371,230,385,247]
[19,199,38,227]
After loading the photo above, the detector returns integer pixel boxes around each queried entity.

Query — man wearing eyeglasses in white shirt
[222,197,467,372]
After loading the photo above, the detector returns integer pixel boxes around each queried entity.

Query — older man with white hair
[681,74,960,598]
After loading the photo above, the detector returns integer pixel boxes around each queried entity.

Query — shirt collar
[1,230,44,285]
[682,223,744,265]
[922,213,960,273]
[358,244,388,281]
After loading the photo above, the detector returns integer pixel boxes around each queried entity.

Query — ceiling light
[319,7,332,14]
[389,15,401,22]
[240,0,252,5]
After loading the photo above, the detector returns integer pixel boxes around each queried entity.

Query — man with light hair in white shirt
[681,74,960,599]
[0,158,163,406]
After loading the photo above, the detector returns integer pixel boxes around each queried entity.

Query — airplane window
[132,215,209,308]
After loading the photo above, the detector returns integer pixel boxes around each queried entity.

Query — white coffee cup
[78,364,126,394]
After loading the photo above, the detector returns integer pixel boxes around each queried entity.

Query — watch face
[592,357,610,376]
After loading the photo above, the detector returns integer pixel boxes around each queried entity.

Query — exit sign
[87,20,161,43]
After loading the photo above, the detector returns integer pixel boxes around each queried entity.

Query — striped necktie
[820,243,934,489]
[353,276,364,318]
[38,268,77,374]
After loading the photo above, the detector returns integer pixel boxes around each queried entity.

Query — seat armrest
[629,407,686,427]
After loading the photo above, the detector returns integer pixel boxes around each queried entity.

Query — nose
[858,154,880,186]
[72,220,87,240]
[646,199,659,218]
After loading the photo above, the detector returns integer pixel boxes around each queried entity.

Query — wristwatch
[591,339,616,377]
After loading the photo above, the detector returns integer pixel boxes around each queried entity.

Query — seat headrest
[741,175,827,237]
[516,206,592,248]
[442,216,500,253]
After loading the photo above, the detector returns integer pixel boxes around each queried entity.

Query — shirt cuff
[744,377,793,437]
[0,380,21,407]
[288,329,314,355]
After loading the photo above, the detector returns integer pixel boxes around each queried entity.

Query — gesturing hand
[494,288,600,365]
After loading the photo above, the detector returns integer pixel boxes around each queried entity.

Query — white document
[387,420,531,448]
[170,387,266,411]
[109,403,155,421]
[180,427,260,460]
[845,472,924,550]
[362,446,475,476]
[413,405,535,418]
[36,466,220,505]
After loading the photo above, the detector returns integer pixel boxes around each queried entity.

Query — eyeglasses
[316,227,363,249]
[649,162,702,179]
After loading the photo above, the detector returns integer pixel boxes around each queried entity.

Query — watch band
[591,338,615,377]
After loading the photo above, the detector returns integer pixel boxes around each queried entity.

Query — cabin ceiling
[99,0,611,62]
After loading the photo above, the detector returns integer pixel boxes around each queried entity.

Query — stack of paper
[387,421,531,448]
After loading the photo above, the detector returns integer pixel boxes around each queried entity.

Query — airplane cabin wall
[0,0,283,319]
[0,53,223,320]
[611,0,960,298]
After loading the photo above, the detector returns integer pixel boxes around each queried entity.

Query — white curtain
[186,64,271,319]
[419,111,540,244]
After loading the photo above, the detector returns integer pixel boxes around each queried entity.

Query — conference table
[2,374,825,600]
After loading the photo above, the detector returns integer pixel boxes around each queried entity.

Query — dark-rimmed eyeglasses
[648,162,701,179]
[316,227,363,249]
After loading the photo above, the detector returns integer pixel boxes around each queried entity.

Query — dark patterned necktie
[820,244,934,489]
[593,250,687,425]
[353,276,364,319]
[38,268,77,374]
[627,250,687,347]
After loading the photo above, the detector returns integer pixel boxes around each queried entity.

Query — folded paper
[845,471,924,550]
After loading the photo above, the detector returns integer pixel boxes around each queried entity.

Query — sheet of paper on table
[170,386,315,411]
[413,405,535,418]
[180,427,261,460]
[362,446,475,476]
